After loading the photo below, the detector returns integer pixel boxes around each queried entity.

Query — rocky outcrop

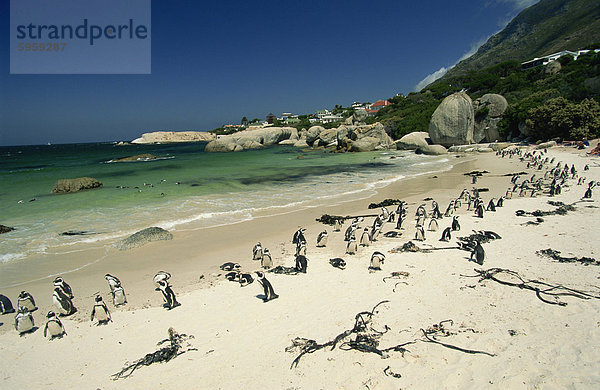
[52,177,103,194]
[350,137,380,152]
[204,127,296,152]
[535,141,557,149]
[429,92,474,147]
[473,94,508,143]
[316,128,338,146]
[109,154,156,162]
[337,123,394,152]
[344,109,368,126]
[448,142,512,153]
[119,227,173,250]
[131,131,215,144]
[0,225,15,234]
[396,132,431,150]
[416,144,447,155]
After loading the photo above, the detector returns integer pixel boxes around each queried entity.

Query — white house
[521,49,600,69]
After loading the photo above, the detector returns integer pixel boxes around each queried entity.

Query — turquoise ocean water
[0,142,451,264]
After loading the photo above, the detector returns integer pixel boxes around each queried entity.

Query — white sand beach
[1,144,599,389]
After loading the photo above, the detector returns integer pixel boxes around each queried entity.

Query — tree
[526,97,600,140]
[241,116,248,125]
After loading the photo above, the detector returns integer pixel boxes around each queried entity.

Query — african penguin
[256,271,278,303]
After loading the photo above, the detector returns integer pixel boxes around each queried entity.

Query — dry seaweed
[390,241,431,253]
[316,213,377,225]
[420,329,495,356]
[462,268,600,306]
[521,217,544,226]
[536,249,599,266]
[268,265,300,275]
[515,201,576,217]
[368,199,402,209]
[464,170,489,176]
[111,328,196,380]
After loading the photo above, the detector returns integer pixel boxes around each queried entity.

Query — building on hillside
[352,102,370,110]
[320,114,344,124]
[521,49,600,70]
[315,109,332,120]
[366,99,391,115]
[266,113,276,124]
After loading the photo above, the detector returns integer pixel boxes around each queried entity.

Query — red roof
[371,100,391,107]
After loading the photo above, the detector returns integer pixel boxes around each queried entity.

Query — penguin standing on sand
[470,241,485,265]
[105,274,127,306]
[584,182,594,199]
[261,248,273,269]
[295,241,307,257]
[427,218,439,232]
[440,227,452,242]
[153,271,171,287]
[14,306,34,335]
[487,199,496,212]
[43,311,66,339]
[496,197,504,208]
[415,225,425,241]
[53,287,75,316]
[53,277,74,299]
[369,252,385,271]
[292,228,306,246]
[157,280,180,310]
[360,227,371,247]
[252,242,263,260]
[451,216,460,231]
[345,224,357,242]
[256,271,278,302]
[395,213,405,230]
[333,219,342,232]
[17,291,37,312]
[90,295,112,325]
[316,231,328,247]
[0,294,16,314]
[295,254,308,273]
[346,237,357,255]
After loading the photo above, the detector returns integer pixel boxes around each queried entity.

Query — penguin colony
[1,145,595,343]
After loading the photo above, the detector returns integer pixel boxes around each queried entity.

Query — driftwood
[536,249,599,266]
[462,268,600,306]
[111,328,196,380]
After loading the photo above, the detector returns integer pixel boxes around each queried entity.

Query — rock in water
[52,177,103,194]
[119,227,173,250]
[110,154,156,162]
[429,91,474,147]
[395,132,431,150]
[0,224,15,234]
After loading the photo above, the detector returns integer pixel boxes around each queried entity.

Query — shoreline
[1,145,599,388]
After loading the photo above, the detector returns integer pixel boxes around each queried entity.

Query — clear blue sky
[0,0,539,146]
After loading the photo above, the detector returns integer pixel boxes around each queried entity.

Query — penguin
[381,207,390,221]
[369,252,385,271]
[153,271,171,287]
[0,294,16,314]
[416,205,427,218]
[487,199,496,212]
[472,175,478,184]
[256,271,278,302]
[329,258,346,270]
[415,226,425,241]
[104,274,122,293]
[53,287,75,316]
[345,224,357,242]
[346,237,357,255]
[111,285,127,307]
[584,182,594,199]
[451,216,460,231]
[471,241,485,265]
[427,218,439,232]
[295,241,307,257]
[295,254,308,273]
[395,213,405,230]
[225,271,240,282]
[14,307,35,335]
[360,227,371,247]
[17,291,37,312]
[476,203,484,218]
[157,280,180,310]
[261,248,273,269]
[252,242,263,260]
[496,197,504,208]
[333,219,342,232]
[239,273,254,287]
[584,164,589,171]
[440,227,452,242]
[316,231,328,247]
[220,262,241,272]
[431,200,441,219]
[444,202,454,217]
[292,228,306,245]
[369,225,381,242]
[416,214,425,227]
[43,311,66,339]
[90,295,112,325]
[53,277,73,299]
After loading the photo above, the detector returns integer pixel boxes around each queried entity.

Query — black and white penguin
[416,214,425,227]
[584,182,594,199]
[584,164,589,171]
[53,277,74,299]
[220,262,241,272]
[329,258,346,270]
[261,248,273,269]
[17,291,37,312]
[256,271,278,302]
[360,227,371,247]
[415,226,425,241]
[90,295,112,325]
[472,175,478,184]
[345,224,357,242]
[427,218,439,232]
[295,241,307,257]
[53,287,75,316]
[225,271,240,282]
[153,271,171,287]
[451,216,460,231]
[496,197,504,208]
[252,242,263,260]
[14,306,34,335]
[333,219,342,232]
[0,294,16,314]
[239,273,254,287]
[431,200,441,219]
[369,251,385,271]
[316,231,328,247]
[292,228,306,245]
[440,227,452,242]
[346,237,357,255]
[295,254,308,273]
[475,203,484,218]
[470,241,485,265]
[44,311,66,339]
[487,199,496,212]
[112,285,127,307]
[157,280,180,310]
[370,224,381,242]
[381,207,390,221]
[395,213,405,230]
[104,274,122,293]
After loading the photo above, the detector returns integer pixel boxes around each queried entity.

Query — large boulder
[345,109,368,126]
[204,127,297,152]
[52,177,103,194]
[416,144,447,155]
[473,94,508,143]
[204,138,239,152]
[238,138,264,150]
[119,227,173,250]
[535,141,557,149]
[131,131,215,144]
[306,126,325,145]
[317,128,338,145]
[350,137,380,152]
[396,132,431,150]
[429,91,474,147]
